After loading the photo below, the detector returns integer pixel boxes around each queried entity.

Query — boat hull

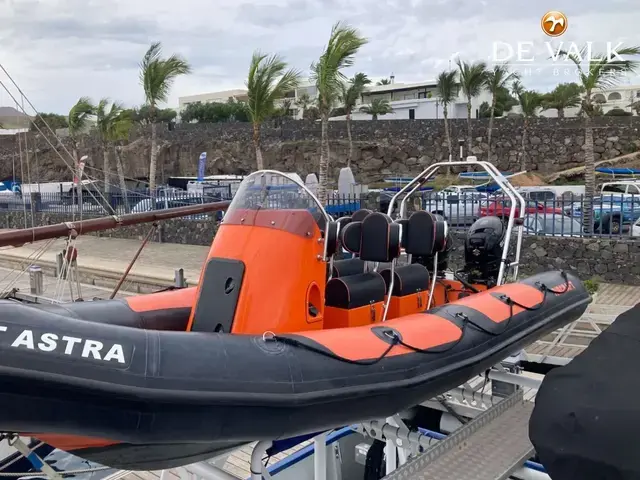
[0,271,590,470]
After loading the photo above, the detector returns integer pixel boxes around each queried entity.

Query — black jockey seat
[380,211,447,319]
[324,212,401,328]
[410,212,449,275]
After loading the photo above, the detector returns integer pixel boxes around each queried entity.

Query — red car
[479,198,563,218]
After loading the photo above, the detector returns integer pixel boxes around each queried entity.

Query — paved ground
[0,264,132,302]
[524,282,640,361]
[0,235,209,286]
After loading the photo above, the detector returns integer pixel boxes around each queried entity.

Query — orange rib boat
[0,169,590,470]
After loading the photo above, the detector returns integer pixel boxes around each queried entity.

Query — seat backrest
[351,209,372,223]
[340,212,401,263]
[403,211,436,256]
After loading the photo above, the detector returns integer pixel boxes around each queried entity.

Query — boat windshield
[223,171,327,236]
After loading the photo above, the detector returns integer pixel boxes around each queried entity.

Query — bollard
[56,252,64,278]
[174,268,186,288]
[29,265,44,295]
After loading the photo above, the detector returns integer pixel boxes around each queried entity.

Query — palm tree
[456,59,487,161]
[436,70,459,163]
[95,99,125,196]
[311,21,368,205]
[246,51,301,169]
[359,98,393,120]
[139,42,191,196]
[339,72,370,166]
[376,78,391,85]
[485,64,518,159]
[68,97,95,164]
[628,100,640,115]
[541,82,584,118]
[557,45,640,233]
[108,111,133,212]
[295,93,312,119]
[512,82,542,171]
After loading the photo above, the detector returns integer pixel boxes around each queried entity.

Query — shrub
[584,278,600,295]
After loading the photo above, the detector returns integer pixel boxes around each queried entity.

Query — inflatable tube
[0,271,589,470]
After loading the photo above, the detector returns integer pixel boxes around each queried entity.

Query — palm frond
[95,98,128,141]
[436,70,459,104]
[456,59,487,98]
[139,42,192,107]
[339,72,370,112]
[245,50,301,124]
[311,21,368,114]
[68,96,96,136]
[556,46,640,95]
[359,98,393,116]
[485,63,519,94]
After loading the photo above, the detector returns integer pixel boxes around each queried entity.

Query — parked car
[522,214,583,237]
[599,181,640,196]
[565,196,640,234]
[479,196,563,219]
[131,194,224,220]
[632,216,640,237]
[516,187,557,205]
[422,192,487,226]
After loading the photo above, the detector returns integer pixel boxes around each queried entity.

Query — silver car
[422,192,487,226]
[523,213,583,237]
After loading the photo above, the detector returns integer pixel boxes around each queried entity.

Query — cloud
[0,0,638,114]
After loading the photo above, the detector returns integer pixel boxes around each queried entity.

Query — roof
[0,106,30,119]
[363,81,438,94]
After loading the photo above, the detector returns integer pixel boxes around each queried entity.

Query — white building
[331,80,492,121]
[177,79,490,121]
[512,83,640,118]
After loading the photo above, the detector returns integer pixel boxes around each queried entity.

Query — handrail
[0,200,231,248]
[385,158,526,285]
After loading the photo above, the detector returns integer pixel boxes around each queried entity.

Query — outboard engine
[463,216,505,286]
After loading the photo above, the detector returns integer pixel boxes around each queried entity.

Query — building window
[418,92,427,99]
[608,92,622,101]
[409,109,415,120]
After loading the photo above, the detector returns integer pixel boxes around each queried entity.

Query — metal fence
[415,191,640,238]
[2,189,639,238]
[0,189,232,218]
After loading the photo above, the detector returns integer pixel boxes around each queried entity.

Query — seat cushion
[331,258,366,278]
[326,272,386,309]
[380,264,430,297]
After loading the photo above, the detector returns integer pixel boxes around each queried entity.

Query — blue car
[566,196,640,234]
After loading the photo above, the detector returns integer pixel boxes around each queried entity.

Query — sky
[0,0,639,115]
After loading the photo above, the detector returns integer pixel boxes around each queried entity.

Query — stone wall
[448,232,637,285]
[0,211,218,246]
[4,116,640,185]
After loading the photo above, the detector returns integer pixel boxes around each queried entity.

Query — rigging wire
[0,238,55,295]
[0,74,115,217]
[21,97,35,230]
[16,117,27,229]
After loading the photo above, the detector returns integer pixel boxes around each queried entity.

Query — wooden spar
[0,200,231,248]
